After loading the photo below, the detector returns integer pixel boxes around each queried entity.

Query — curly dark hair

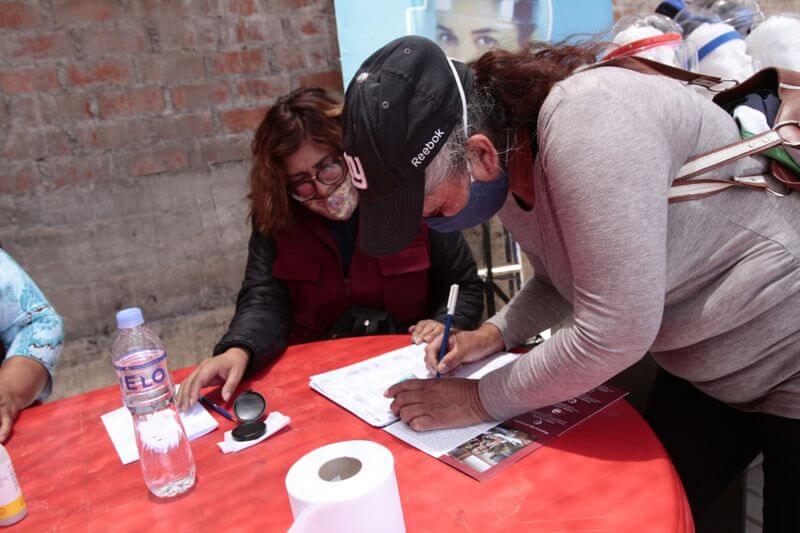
[470,39,604,135]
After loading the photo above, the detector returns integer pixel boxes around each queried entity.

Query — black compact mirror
[231,390,267,442]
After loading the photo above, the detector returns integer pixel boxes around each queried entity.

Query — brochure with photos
[433,384,627,481]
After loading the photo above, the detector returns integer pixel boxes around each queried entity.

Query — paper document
[309,343,518,427]
[102,394,219,465]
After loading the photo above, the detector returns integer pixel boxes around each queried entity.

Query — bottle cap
[116,307,144,329]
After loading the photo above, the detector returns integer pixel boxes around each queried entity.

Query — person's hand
[408,319,444,344]
[385,378,492,431]
[176,348,249,411]
[0,386,22,443]
[424,323,505,375]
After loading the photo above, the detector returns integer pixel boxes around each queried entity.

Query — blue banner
[333,0,613,87]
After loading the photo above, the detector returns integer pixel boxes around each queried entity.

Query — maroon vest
[272,211,432,344]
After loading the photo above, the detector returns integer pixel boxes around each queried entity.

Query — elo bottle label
[114,350,171,393]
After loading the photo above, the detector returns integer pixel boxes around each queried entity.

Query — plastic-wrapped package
[685,21,754,81]
[676,0,765,36]
[746,13,800,71]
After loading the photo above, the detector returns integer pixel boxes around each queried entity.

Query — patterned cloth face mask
[302,176,359,221]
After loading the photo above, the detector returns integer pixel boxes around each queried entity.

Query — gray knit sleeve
[485,254,571,349]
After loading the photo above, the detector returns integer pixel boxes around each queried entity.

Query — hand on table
[424,323,506,375]
[409,319,444,345]
[385,377,492,431]
[0,356,50,442]
[0,386,22,443]
[175,348,249,411]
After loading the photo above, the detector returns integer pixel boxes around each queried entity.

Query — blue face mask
[424,170,509,233]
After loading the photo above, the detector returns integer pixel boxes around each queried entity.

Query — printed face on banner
[333,0,611,86]
[435,0,553,61]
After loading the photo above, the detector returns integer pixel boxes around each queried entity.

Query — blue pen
[199,395,236,422]
[436,284,460,379]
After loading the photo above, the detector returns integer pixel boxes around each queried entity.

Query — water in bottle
[111,308,195,498]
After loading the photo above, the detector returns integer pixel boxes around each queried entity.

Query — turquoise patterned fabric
[0,249,63,399]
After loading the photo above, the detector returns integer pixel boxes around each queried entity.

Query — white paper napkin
[216,411,291,454]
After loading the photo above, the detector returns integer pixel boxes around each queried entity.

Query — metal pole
[481,221,495,316]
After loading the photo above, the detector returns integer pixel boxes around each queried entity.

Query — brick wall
[0,0,341,399]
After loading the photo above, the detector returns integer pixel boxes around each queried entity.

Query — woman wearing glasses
[176,87,483,409]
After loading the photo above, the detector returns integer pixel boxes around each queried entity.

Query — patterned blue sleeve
[0,249,64,399]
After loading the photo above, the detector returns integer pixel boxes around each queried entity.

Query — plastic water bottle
[111,308,195,498]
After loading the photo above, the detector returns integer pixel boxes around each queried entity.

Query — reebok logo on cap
[344,153,368,190]
[411,128,446,168]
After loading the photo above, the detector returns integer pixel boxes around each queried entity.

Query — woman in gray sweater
[342,36,800,530]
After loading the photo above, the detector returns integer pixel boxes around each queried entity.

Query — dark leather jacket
[213,208,484,374]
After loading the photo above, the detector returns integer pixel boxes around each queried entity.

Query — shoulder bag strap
[582,55,730,89]
[583,56,800,201]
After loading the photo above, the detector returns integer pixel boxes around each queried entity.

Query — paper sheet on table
[309,343,518,427]
[101,392,218,465]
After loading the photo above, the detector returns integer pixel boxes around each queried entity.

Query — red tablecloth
[6,336,693,531]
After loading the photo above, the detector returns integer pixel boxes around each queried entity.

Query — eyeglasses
[286,156,347,202]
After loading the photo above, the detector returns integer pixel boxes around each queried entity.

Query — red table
[7,336,693,532]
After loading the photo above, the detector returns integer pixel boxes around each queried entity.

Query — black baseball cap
[342,35,473,256]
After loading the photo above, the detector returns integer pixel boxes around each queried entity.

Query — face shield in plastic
[676,0,765,36]
[605,14,698,70]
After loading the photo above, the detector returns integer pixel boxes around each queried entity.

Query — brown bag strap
[672,122,800,199]
[583,56,731,90]
[676,128,786,179]
[583,56,800,201]
[667,174,791,203]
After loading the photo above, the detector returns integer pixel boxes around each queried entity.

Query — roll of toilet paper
[285,440,405,533]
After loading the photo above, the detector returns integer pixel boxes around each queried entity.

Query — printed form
[309,344,518,456]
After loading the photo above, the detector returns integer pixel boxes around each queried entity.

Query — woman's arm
[484,254,572,349]
[0,249,64,440]
[0,357,49,408]
[178,229,292,409]
[0,357,49,441]
[420,252,572,372]
[213,228,292,375]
